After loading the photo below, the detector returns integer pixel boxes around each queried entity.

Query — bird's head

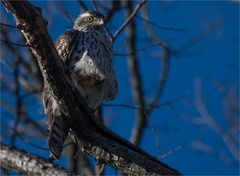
[73,11,105,30]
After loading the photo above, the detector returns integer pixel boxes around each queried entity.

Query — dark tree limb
[125,4,172,147]
[126,2,171,146]
[2,1,181,175]
[0,143,69,176]
[140,4,171,107]
[124,1,146,146]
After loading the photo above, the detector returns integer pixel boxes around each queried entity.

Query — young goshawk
[43,11,117,159]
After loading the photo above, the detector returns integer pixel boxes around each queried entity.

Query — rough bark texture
[2,1,181,175]
[0,143,69,176]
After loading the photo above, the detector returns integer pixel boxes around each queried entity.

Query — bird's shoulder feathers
[55,29,82,63]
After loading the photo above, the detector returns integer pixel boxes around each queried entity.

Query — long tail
[43,88,69,160]
[48,115,69,160]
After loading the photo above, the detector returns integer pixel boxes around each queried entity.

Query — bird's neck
[75,25,104,32]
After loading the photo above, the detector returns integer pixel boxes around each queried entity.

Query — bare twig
[0,22,17,28]
[103,92,189,111]
[77,0,88,11]
[0,38,28,47]
[150,48,170,107]
[11,127,48,151]
[173,20,223,56]
[140,5,171,109]
[195,79,239,162]
[160,146,183,159]
[114,42,165,56]
[58,3,74,25]
[191,140,235,165]
[105,1,121,23]
[10,58,22,146]
[136,15,186,33]
[91,0,100,13]
[113,0,147,42]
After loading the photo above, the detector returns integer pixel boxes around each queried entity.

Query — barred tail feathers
[48,115,69,160]
[43,89,69,160]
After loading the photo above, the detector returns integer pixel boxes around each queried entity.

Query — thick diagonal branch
[2,1,181,175]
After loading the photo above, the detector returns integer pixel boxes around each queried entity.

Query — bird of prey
[42,11,117,160]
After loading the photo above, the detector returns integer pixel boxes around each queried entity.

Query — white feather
[80,12,91,18]
[74,50,90,71]
[52,98,58,112]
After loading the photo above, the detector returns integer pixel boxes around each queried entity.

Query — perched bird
[42,11,117,160]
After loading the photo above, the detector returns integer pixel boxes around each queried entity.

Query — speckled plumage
[42,11,117,159]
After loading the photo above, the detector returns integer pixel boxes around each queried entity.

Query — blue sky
[1,1,239,175]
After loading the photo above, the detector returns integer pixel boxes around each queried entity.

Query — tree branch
[113,0,146,42]
[124,1,146,146]
[0,143,69,176]
[91,0,100,13]
[195,79,239,162]
[105,1,121,23]
[127,3,172,146]
[2,1,181,175]
[77,0,88,11]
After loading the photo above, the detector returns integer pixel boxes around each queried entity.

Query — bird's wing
[42,29,81,159]
[55,29,81,65]
[97,33,118,100]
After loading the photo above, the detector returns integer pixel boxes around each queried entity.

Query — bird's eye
[87,16,93,22]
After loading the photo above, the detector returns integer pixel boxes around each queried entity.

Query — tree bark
[0,143,69,176]
[2,1,181,175]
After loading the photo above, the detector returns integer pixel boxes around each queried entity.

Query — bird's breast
[70,29,112,73]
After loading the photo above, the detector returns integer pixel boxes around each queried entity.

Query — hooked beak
[97,18,104,25]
